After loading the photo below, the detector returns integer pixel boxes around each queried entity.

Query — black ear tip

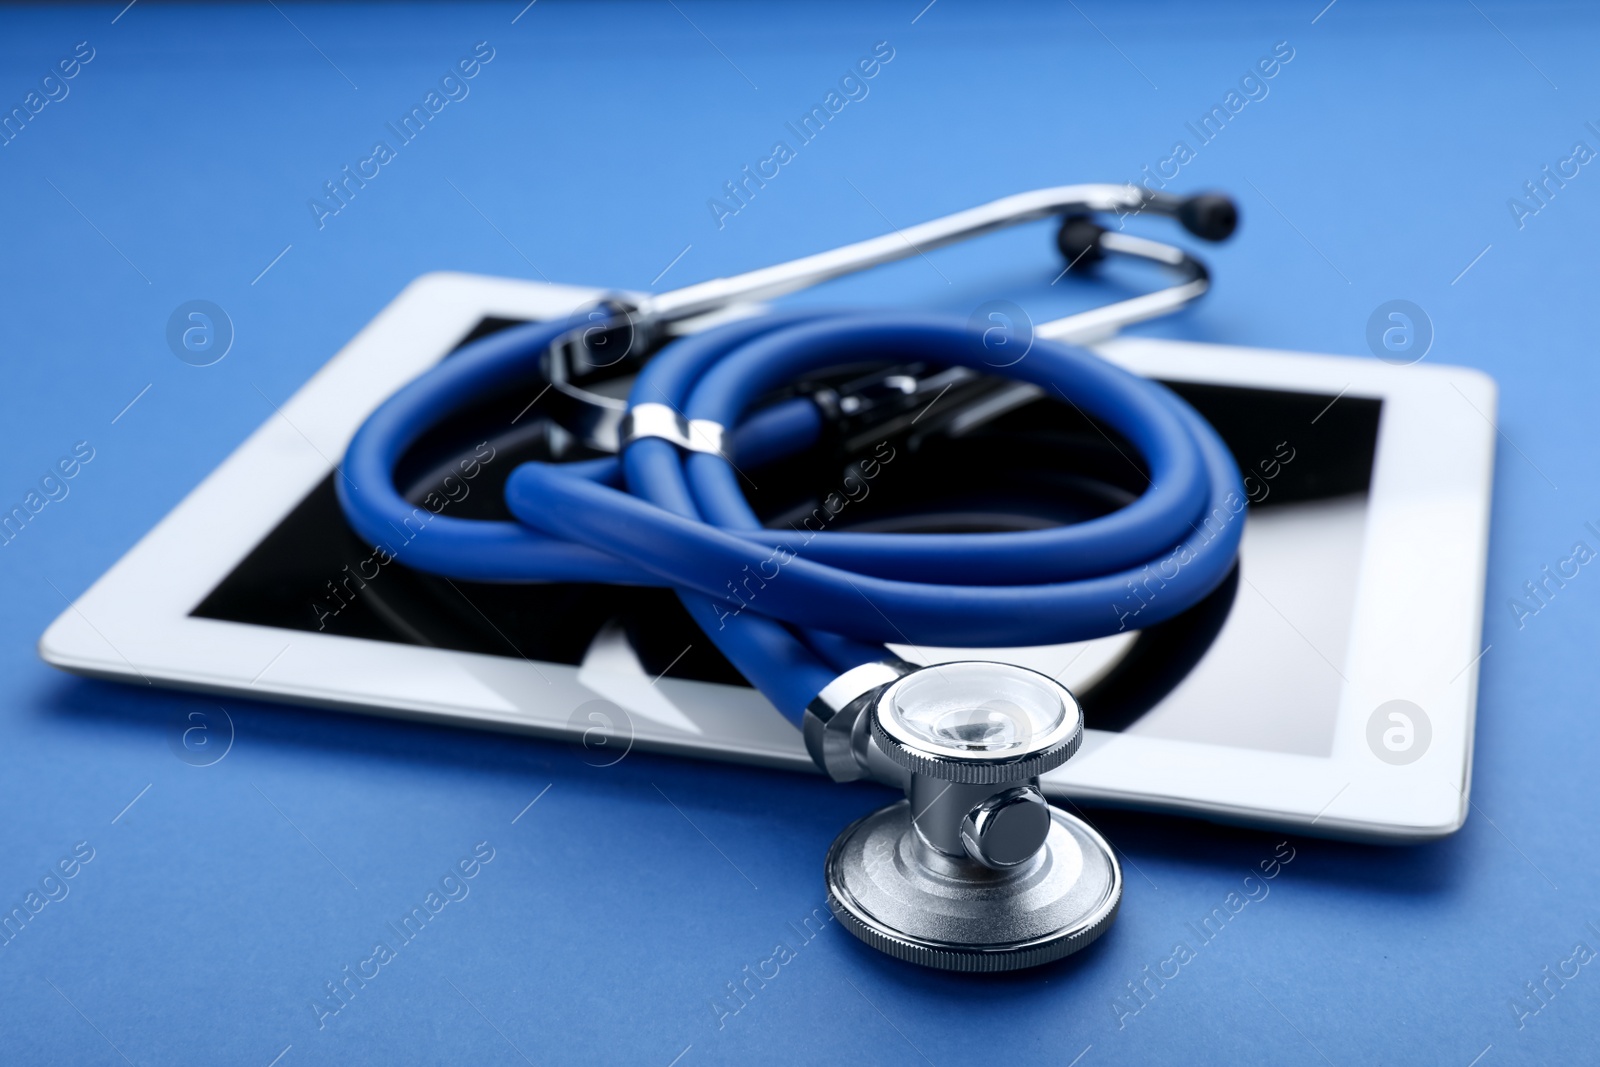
[1178,194,1239,241]
[1056,214,1107,269]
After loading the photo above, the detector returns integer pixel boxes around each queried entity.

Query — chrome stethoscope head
[538,183,1239,454]
[820,660,1122,971]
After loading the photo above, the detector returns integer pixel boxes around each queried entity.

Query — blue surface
[2,2,1598,1063]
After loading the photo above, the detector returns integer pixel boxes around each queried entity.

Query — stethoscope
[340,184,1246,971]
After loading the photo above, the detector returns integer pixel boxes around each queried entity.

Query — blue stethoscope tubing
[338,309,1246,723]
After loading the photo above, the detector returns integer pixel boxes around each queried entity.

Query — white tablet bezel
[39,272,1497,841]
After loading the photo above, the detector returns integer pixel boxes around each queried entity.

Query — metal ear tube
[537,183,1238,454]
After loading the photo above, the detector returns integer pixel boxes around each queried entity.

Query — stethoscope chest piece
[824,662,1122,971]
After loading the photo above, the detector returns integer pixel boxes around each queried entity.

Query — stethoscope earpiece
[1177,192,1241,242]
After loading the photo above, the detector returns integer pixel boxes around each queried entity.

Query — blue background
[1,1,1596,1063]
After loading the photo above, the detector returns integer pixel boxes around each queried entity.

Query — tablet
[38,272,1497,841]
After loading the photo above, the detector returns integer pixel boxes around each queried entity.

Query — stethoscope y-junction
[340,184,1245,971]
